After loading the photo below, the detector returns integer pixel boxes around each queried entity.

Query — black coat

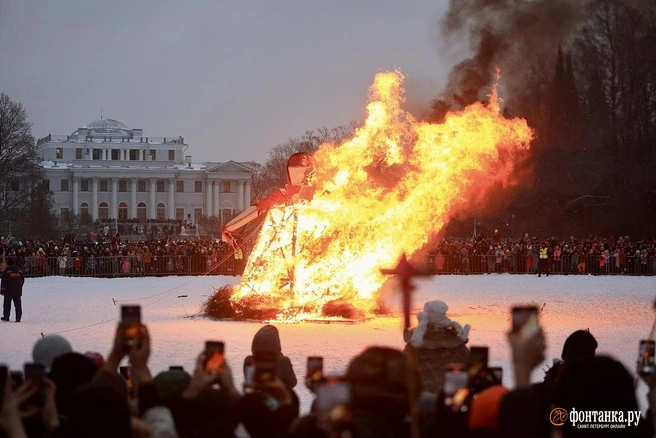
[1,265,24,297]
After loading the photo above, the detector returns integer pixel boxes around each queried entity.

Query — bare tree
[0,93,56,237]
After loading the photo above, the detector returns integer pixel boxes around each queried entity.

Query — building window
[156,181,166,192]
[99,179,108,192]
[137,202,147,220]
[149,150,156,161]
[222,209,232,224]
[194,208,202,223]
[60,207,69,218]
[98,202,109,220]
[194,181,203,193]
[56,148,63,159]
[80,203,89,219]
[168,150,175,161]
[137,180,146,192]
[176,181,184,192]
[76,148,83,159]
[118,180,128,192]
[61,179,69,192]
[80,179,89,192]
[176,208,184,221]
[118,202,128,220]
[129,149,140,160]
[157,203,165,220]
[111,149,120,160]
[92,149,102,160]
[223,181,231,193]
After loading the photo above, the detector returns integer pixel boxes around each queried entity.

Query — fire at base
[211,71,533,322]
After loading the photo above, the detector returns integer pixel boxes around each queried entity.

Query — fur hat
[32,335,73,370]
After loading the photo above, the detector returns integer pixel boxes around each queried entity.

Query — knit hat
[32,335,73,370]
[468,384,509,431]
[152,370,192,402]
[561,330,597,361]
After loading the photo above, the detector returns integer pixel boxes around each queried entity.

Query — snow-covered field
[1,274,653,413]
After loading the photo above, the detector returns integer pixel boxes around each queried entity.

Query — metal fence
[5,253,655,278]
[427,253,656,275]
[16,254,242,278]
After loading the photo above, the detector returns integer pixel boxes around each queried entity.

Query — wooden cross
[380,253,432,329]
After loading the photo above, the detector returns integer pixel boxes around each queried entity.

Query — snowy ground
[1,273,653,413]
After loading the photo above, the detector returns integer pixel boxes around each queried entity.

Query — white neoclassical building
[37,118,255,225]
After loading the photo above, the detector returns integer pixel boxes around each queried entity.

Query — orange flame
[231,71,533,321]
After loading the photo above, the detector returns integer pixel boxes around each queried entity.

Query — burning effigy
[205,71,533,322]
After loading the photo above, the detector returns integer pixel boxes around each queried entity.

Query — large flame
[231,71,533,321]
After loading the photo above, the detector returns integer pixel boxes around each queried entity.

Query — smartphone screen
[443,366,469,396]
[306,356,323,389]
[443,366,469,413]
[469,347,488,375]
[639,340,655,374]
[204,341,225,373]
[512,306,539,337]
[489,367,503,384]
[254,352,277,386]
[10,370,24,391]
[121,305,141,349]
[24,363,45,406]
[315,377,350,414]
[244,358,256,392]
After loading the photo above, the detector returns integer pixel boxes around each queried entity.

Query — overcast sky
[1,0,464,164]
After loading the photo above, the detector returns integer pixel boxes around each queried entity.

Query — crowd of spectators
[429,231,656,275]
[1,303,654,437]
[0,234,247,278]
[2,229,656,279]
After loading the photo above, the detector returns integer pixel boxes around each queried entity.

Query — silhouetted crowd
[1,302,654,437]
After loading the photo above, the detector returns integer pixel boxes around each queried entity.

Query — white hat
[32,335,73,370]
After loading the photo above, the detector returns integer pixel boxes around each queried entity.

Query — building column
[245,180,251,208]
[238,180,244,212]
[130,178,137,218]
[168,179,175,219]
[91,178,99,220]
[205,180,212,217]
[149,178,157,219]
[72,177,79,215]
[111,178,118,219]
[213,180,220,217]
